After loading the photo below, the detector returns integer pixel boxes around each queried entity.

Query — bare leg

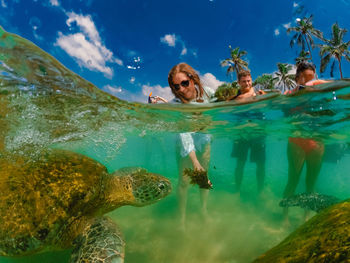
[283,140,305,224]
[177,164,190,228]
[200,189,209,219]
[198,144,210,220]
[304,142,324,221]
[234,156,247,195]
[305,143,324,193]
[256,161,265,195]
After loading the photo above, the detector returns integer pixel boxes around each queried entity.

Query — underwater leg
[283,139,305,224]
[304,142,324,221]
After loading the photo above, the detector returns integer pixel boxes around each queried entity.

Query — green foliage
[253,74,276,90]
[287,15,323,62]
[220,46,249,80]
[319,23,350,79]
[273,63,296,93]
[214,82,239,101]
[295,50,312,65]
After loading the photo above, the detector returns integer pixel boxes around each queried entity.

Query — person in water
[168,63,215,228]
[229,70,267,198]
[282,61,330,224]
[227,69,266,100]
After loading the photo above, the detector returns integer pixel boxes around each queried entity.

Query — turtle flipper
[70,217,125,263]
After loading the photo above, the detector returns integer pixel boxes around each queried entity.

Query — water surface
[1,27,350,263]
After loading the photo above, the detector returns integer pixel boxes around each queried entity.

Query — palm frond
[320,53,331,73]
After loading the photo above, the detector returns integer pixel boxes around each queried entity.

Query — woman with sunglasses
[168,63,215,229]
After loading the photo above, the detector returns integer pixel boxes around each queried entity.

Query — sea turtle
[0,149,171,262]
[253,194,350,263]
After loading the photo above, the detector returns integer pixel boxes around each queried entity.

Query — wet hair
[237,70,252,81]
[295,62,316,81]
[168,63,205,103]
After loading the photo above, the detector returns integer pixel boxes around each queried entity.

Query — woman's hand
[193,160,205,172]
[188,151,212,188]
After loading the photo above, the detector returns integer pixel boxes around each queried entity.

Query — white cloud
[161,33,197,57]
[160,34,176,47]
[66,12,100,44]
[50,0,59,6]
[293,2,299,7]
[274,28,280,36]
[130,76,135,84]
[56,12,123,77]
[200,73,224,92]
[283,22,291,29]
[142,84,174,102]
[1,0,7,8]
[101,84,122,96]
[56,32,114,77]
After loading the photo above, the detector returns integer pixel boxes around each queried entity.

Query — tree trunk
[235,65,239,81]
[337,56,343,79]
[304,35,313,62]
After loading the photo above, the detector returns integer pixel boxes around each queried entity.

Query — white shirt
[174,86,215,157]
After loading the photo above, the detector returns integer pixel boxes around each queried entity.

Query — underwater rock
[253,199,350,263]
[0,149,171,262]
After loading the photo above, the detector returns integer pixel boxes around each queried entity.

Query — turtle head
[130,171,172,206]
[111,167,172,207]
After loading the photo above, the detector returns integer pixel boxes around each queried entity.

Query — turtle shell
[0,149,108,256]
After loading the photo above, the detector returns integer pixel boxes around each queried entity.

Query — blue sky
[1,0,349,102]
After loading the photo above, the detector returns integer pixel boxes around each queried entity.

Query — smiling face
[238,75,253,93]
[171,72,197,102]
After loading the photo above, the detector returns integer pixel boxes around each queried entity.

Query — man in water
[230,70,266,198]
[227,70,265,100]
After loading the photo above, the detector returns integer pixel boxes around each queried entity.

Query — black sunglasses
[173,80,190,91]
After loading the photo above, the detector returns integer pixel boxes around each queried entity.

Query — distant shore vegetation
[218,15,350,101]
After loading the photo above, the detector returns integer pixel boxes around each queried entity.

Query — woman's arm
[179,133,205,171]
[154,96,168,103]
[188,150,205,171]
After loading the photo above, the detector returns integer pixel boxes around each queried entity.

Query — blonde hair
[168,63,205,103]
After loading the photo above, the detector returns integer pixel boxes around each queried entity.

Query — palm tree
[273,63,296,94]
[295,50,311,65]
[287,15,323,62]
[220,46,248,80]
[214,82,239,101]
[319,23,350,79]
[253,74,276,90]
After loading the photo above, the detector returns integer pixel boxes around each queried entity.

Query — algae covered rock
[253,199,350,263]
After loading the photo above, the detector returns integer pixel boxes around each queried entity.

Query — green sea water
[1,27,350,263]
